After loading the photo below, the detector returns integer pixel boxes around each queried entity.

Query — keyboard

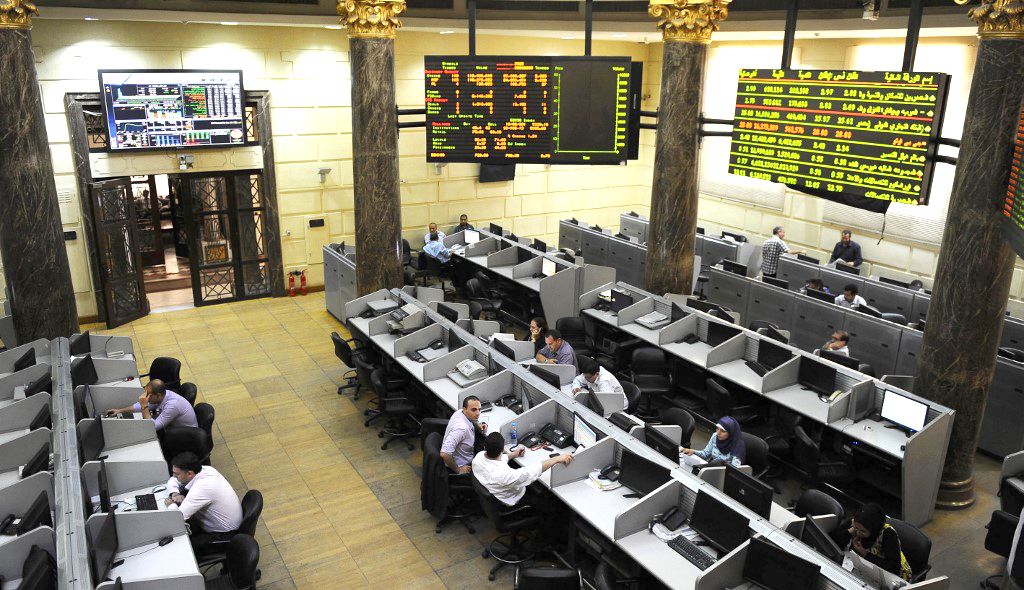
[135,494,158,511]
[744,360,768,376]
[667,535,716,570]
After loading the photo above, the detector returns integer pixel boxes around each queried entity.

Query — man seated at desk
[423,232,452,264]
[802,278,830,295]
[535,329,577,371]
[424,222,446,245]
[104,379,197,431]
[441,396,487,474]
[571,356,626,408]
[834,284,867,309]
[450,214,474,235]
[829,229,863,268]
[680,417,745,468]
[473,432,573,506]
[164,452,243,554]
[818,330,851,356]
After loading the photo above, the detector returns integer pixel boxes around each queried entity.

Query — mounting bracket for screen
[698,115,734,139]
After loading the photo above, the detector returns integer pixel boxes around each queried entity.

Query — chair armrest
[1003,450,1024,479]
[139,372,150,379]
[500,504,535,518]
[819,460,848,468]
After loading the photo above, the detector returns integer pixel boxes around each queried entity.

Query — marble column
[0,2,79,341]
[339,0,405,296]
[913,1,1024,508]
[644,0,731,296]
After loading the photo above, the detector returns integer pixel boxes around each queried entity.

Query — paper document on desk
[679,453,706,467]
[586,470,622,491]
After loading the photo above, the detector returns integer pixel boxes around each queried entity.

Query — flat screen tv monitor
[880,389,928,432]
[479,163,516,182]
[743,536,820,590]
[533,239,547,252]
[800,515,844,565]
[689,490,750,554]
[24,373,52,397]
[489,223,503,236]
[762,325,788,344]
[490,337,516,362]
[21,444,49,479]
[707,322,741,347]
[541,258,558,277]
[99,70,245,151]
[69,331,91,356]
[13,348,36,372]
[850,386,876,422]
[90,510,119,586]
[28,404,51,431]
[618,449,670,497]
[857,304,883,319]
[71,355,98,388]
[517,247,534,264]
[757,340,792,370]
[74,385,92,423]
[798,358,837,396]
[464,229,481,244]
[721,230,747,243]
[97,459,112,514]
[835,263,861,275]
[610,290,634,314]
[879,276,911,289]
[79,416,106,464]
[447,330,464,351]
[797,254,820,264]
[16,491,52,535]
[762,276,789,289]
[644,426,678,461]
[819,349,861,370]
[805,288,835,304]
[722,259,748,277]
[723,464,774,519]
[559,252,576,264]
[436,302,459,324]
[671,302,689,322]
[582,390,606,417]
[529,364,561,389]
[573,414,598,449]
[686,298,718,314]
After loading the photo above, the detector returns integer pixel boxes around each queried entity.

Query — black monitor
[436,302,459,323]
[696,226,705,235]
[71,355,98,387]
[798,358,837,396]
[90,510,118,586]
[797,254,820,264]
[568,218,578,224]
[582,390,605,416]
[800,515,844,565]
[762,325,789,344]
[805,288,834,304]
[628,211,638,217]
[835,263,861,275]
[490,338,516,362]
[533,239,547,252]
[610,290,634,314]
[723,464,774,519]
[74,386,91,423]
[516,247,533,264]
[16,491,52,535]
[69,331,91,356]
[79,416,106,464]
[529,364,561,389]
[689,490,750,554]
[592,225,603,232]
[609,412,635,432]
[507,233,519,243]
[617,449,670,497]
[743,536,820,590]
[686,298,717,314]
[710,307,735,324]
[21,445,49,479]
[671,302,689,322]
[499,239,513,250]
[24,373,52,397]
[819,349,861,370]
[447,330,464,351]
[97,459,112,514]
[488,223,503,235]
[757,340,792,370]
[721,230,747,243]
[857,304,883,318]
[18,545,56,590]
[28,404,51,431]
[559,252,576,264]
[762,276,789,289]
[722,260,748,277]
[879,276,911,288]
[707,322,741,347]
[644,426,678,461]
[13,348,36,372]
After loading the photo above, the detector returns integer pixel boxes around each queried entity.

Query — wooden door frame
[64,90,285,323]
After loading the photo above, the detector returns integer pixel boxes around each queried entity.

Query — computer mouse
[158,535,174,547]
[151,485,166,493]
[542,446,553,451]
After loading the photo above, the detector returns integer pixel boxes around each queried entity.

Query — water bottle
[510,421,518,449]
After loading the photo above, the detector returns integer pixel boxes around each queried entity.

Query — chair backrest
[424,431,442,461]
[468,301,484,320]
[194,402,215,439]
[794,489,845,528]
[515,567,581,590]
[402,239,411,264]
[555,317,586,339]
[857,364,877,378]
[886,517,931,578]
[178,382,198,406]
[162,426,212,462]
[704,378,733,421]
[792,425,821,480]
[472,475,511,533]
[226,534,260,590]
[631,347,666,375]
[592,562,617,590]
[741,432,769,478]
[149,357,182,388]
[880,313,908,326]
[420,418,449,450]
[465,278,485,298]
[749,320,779,332]
[662,408,696,448]
[238,489,263,537]
[404,269,416,286]
[620,382,641,414]
[332,332,353,366]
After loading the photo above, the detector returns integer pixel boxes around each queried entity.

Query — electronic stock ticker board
[1002,103,1024,259]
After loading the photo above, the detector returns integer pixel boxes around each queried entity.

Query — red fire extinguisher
[288,271,296,297]
[300,269,308,296]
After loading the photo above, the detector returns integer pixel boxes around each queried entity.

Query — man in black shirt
[829,229,863,268]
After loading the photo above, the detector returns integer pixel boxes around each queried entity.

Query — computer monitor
[686,298,717,314]
[74,385,91,423]
[517,247,533,264]
[609,412,635,432]
[757,340,792,370]
[762,276,789,289]
[800,515,844,565]
[574,414,598,449]
[711,307,735,324]
[696,226,705,235]
[592,225,603,232]
[723,464,774,519]
[529,364,561,389]
[819,349,861,370]
[507,233,519,243]
[610,290,634,314]
[69,331,91,356]
[18,545,57,590]
[90,510,119,586]
[798,358,837,396]
[79,416,105,464]
[490,338,516,362]
[617,449,670,497]
[499,239,513,250]
[743,536,820,590]
[880,389,928,432]
[644,426,679,461]
[723,259,748,277]
[16,491,52,535]
[762,325,789,344]
[707,322,741,347]
[559,252,576,265]
[13,348,35,372]
[689,490,750,554]
[721,230,747,242]
[582,390,605,416]
[835,263,861,275]
[797,254,820,264]
[28,404,50,431]
[465,229,480,243]
[568,217,579,224]
[805,288,834,304]
[533,239,547,252]
[97,459,112,514]
[541,258,558,277]
[879,276,911,289]
[21,445,49,479]
[24,373,52,397]
[71,355,98,387]
[857,304,883,319]
[436,302,459,324]
[488,223,503,235]
[671,302,689,322]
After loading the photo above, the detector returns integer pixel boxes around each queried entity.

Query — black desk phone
[598,464,620,481]
[651,506,688,531]
[539,423,570,448]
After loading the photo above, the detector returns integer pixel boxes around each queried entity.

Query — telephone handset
[539,423,570,448]
[598,463,620,482]
[456,359,486,380]
[682,334,700,345]
[649,506,687,532]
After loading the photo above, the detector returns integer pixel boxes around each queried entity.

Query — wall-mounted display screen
[727,69,950,210]
[1002,104,1024,259]
[99,70,246,151]
[425,56,640,165]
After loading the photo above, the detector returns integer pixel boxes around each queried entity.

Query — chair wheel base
[488,574,496,581]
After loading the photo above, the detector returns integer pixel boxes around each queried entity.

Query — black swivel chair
[465,278,503,322]
[162,426,213,466]
[886,517,932,583]
[705,378,759,425]
[204,535,260,590]
[982,509,1024,590]
[792,489,844,534]
[366,368,418,450]
[402,239,412,267]
[195,402,215,441]
[424,254,454,292]
[198,490,264,577]
[142,357,182,390]
[792,425,855,496]
[741,432,770,480]
[473,477,542,581]
[624,347,672,416]
[749,320,780,333]
[332,332,369,400]
[857,363,877,378]
[422,431,476,533]
[555,317,592,358]
[880,312,908,326]
[620,382,641,415]
[403,269,417,286]
[514,567,582,589]
[179,382,198,406]
[662,408,695,448]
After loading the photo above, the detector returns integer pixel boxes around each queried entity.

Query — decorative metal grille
[238,210,266,260]
[83,108,109,150]
[111,280,142,320]
[246,174,262,208]
[244,104,259,143]
[195,178,227,212]
[200,267,235,301]
[98,186,129,223]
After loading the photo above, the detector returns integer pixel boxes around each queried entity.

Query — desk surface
[108,535,198,582]
[708,358,762,392]
[762,384,831,423]
[550,477,637,539]
[103,440,163,463]
[834,417,907,459]
[616,529,702,590]
[662,341,713,368]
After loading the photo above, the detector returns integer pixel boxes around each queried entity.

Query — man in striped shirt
[761,226,805,278]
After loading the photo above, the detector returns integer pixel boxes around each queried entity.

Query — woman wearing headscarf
[680,416,746,468]
[835,503,913,581]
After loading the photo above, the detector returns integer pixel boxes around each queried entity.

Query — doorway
[130,175,193,311]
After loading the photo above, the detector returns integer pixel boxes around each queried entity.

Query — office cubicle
[324,243,358,322]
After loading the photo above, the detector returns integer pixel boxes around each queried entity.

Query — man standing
[834,284,867,309]
[472,432,573,506]
[450,214,474,235]
[104,379,197,431]
[424,222,445,245]
[441,396,486,474]
[829,229,863,267]
[164,452,243,553]
[761,226,805,278]
[535,329,577,371]
[572,356,626,409]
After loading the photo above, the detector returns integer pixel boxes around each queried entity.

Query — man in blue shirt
[423,232,451,264]
[535,329,577,371]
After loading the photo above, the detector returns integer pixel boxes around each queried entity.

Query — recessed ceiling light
[440,30,455,35]
[221,21,239,26]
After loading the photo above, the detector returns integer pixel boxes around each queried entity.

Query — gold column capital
[336,0,406,39]
[648,0,731,44]
[954,0,1024,38]
[0,0,38,30]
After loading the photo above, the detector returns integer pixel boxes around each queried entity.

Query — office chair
[472,477,542,581]
[1000,451,1024,516]
[982,509,1024,589]
[366,368,419,450]
[420,417,449,450]
[880,312,908,326]
[620,382,641,415]
[705,378,759,425]
[195,402,215,441]
[555,317,592,358]
[624,348,671,415]
[179,382,198,406]
[404,269,417,287]
[402,239,412,267]
[741,432,770,481]
[792,489,844,534]
[204,534,260,590]
[465,278,503,322]
[662,408,695,448]
[332,331,371,400]
[885,517,932,583]
[468,301,485,321]
[142,357,182,390]
[514,567,582,589]
[198,490,264,576]
[749,320,780,333]
[792,425,855,494]
[424,254,454,291]
[581,314,615,370]
[162,426,213,466]
[422,431,476,533]
[857,363,877,378]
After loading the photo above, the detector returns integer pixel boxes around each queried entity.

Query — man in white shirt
[164,452,243,553]
[571,356,626,410]
[472,432,573,506]
[834,284,868,309]
[424,222,445,245]
[820,330,851,356]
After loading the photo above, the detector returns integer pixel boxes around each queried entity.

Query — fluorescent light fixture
[221,21,239,26]
[325,25,342,29]
[84,16,98,21]
[440,30,455,35]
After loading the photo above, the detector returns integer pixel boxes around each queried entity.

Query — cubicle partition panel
[910,293,930,326]
[87,510,204,590]
[861,282,915,319]
[558,221,583,253]
[902,410,954,526]
[400,285,444,306]
[549,436,617,488]
[0,392,51,432]
[0,471,55,517]
[789,298,845,352]
[342,289,392,326]
[91,358,141,384]
[745,281,796,332]
[612,479,684,540]
[0,527,56,584]
[0,338,51,373]
[1002,316,1024,350]
[776,257,818,291]
[618,213,649,244]
[0,427,50,473]
[80,459,168,499]
[581,265,617,296]
[706,332,748,369]
[539,263,581,327]
[841,313,902,375]
[819,267,864,297]
[700,239,739,269]
[707,268,752,321]
[0,363,51,401]
[895,329,923,377]
[979,359,1024,457]
[581,228,610,266]
[457,370,514,409]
